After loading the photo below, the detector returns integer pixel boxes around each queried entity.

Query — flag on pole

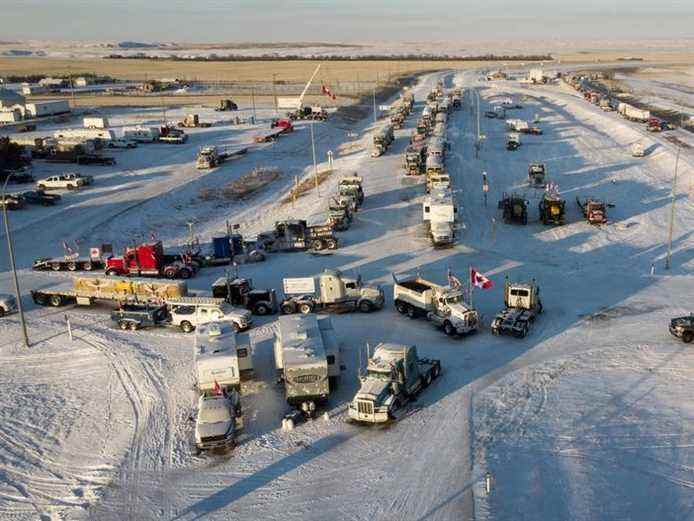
[470,268,493,289]
[213,380,223,396]
[447,269,462,289]
[321,84,337,100]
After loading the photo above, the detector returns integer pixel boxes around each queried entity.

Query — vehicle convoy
[211,276,277,315]
[36,173,92,190]
[281,269,384,315]
[105,241,197,279]
[539,193,566,225]
[491,279,543,338]
[528,163,547,187]
[255,220,338,252]
[371,124,395,157]
[499,193,528,225]
[392,273,479,337]
[33,245,111,272]
[423,189,457,247]
[669,315,694,343]
[31,275,188,308]
[348,343,441,423]
[0,293,17,317]
[195,392,242,452]
[178,114,212,128]
[195,321,254,387]
[274,314,341,419]
[577,196,609,225]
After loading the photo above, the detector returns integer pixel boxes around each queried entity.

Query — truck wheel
[129,322,139,331]
[49,295,63,307]
[299,302,313,315]
[395,301,408,314]
[519,324,529,338]
[118,321,129,331]
[180,321,194,333]
[179,268,192,280]
[232,322,241,332]
[311,239,324,251]
[682,331,694,344]
[425,372,433,386]
[33,293,47,306]
[326,238,338,250]
[105,269,119,277]
[432,364,440,378]
[443,321,455,336]
[51,262,62,271]
[37,184,46,190]
[67,262,77,271]
[163,269,176,279]
[406,306,417,319]
[358,300,372,313]
[0,308,4,318]
[254,303,270,316]
[281,302,296,314]
[67,184,76,190]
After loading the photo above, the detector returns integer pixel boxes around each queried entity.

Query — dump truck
[255,220,338,252]
[178,114,212,128]
[195,321,254,388]
[499,193,528,225]
[105,241,198,279]
[211,277,277,315]
[273,314,341,418]
[31,276,188,308]
[491,279,543,338]
[327,199,353,231]
[348,343,441,424]
[215,99,238,111]
[392,273,479,337]
[539,194,566,225]
[577,197,608,225]
[281,269,384,314]
[528,163,547,188]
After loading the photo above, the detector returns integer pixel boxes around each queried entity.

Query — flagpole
[469,266,473,307]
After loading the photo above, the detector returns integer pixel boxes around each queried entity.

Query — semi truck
[491,279,543,338]
[423,189,457,247]
[348,343,441,423]
[392,273,479,337]
[211,276,277,315]
[618,103,650,122]
[273,314,341,419]
[280,269,384,314]
[104,241,197,279]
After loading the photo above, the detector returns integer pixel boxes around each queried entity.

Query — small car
[20,190,62,206]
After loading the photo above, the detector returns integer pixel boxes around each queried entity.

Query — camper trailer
[195,321,253,393]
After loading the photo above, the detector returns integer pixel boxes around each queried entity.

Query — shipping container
[25,100,71,118]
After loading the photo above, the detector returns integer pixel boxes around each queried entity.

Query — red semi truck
[105,241,197,279]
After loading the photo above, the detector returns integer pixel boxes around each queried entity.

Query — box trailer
[25,100,70,117]
[123,126,160,143]
[54,128,115,142]
[83,117,109,129]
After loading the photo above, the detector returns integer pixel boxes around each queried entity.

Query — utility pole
[272,73,278,117]
[2,174,29,347]
[251,85,257,123]
[372,85,377,123]
[665,145,681,269]
[310,122,320,195]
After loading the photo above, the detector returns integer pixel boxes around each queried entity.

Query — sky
[0,0,693,43]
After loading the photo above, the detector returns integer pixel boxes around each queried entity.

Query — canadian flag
[213,380,223,396]
[321,84,337,100]
[470,268,493,289]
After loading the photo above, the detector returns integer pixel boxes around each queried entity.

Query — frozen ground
[1,64,694,521]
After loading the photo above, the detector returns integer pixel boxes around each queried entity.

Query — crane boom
[297,64,322,108]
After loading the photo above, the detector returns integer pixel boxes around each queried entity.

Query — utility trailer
[491,279,543,338]
[281,269,384,314]
[273,314,341,421]
[392,274,479,337]
[33,245,111,272]
[348,343,441,423]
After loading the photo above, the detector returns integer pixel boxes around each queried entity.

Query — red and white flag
[321,84,337,100]
[470,268,493,289]
[213,380,223,396]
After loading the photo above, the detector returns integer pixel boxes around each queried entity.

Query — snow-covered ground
[615,66,694,118]
[1,65,694,520]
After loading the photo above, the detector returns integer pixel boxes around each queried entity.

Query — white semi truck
[392,274,479,337]
[281,269,384,314]
[423,189,457,247]
[273,314,341,417]
[348,343,441,423]
[617,103,650,122]
[491,279,543,338]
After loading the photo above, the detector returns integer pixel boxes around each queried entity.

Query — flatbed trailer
[33,257,106,272]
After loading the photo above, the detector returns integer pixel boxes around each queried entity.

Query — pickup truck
[108,139,137,149]
[20,190,61,206]
[195,392,242,452]
[36,173,92,190]
[0,294,17,317]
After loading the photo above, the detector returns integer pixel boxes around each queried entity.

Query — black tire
[51,263,62,271]
[163,269,177,279]
[231,322,240,332]
[34,293,47,306]
[395,301,408,314]
[179,268,192,280]
[443,321,455,336]
[67,184,76,190]
[49,295,63,307]
[67,262,77,271]
[129,322,139,331]
[37,184,46,190]
[518,324,529,338]
[425,372,432,386]
[358,300,372,313]
[83,262,93,271]
[326,238,338,250]
[311,239,324,251]
[254,303,270,316]
[105,269,119,277]
[180,321,194,333]
[281,302,296,315]
[299,302,313,315]
[682,331,694,344]
[432,364,440,378]
[119,321,129,331]
[406,305,417,319]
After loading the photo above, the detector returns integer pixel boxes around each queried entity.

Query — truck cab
[167,298,252,333]
[105,241,196,279]
[505,282,541,311]
[195,392,242,452]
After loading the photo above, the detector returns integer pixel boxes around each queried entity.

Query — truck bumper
[196,437,234,451]
[348,408,389,423]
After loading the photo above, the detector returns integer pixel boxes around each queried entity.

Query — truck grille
[357,400,374,415]
[200,434,227,443]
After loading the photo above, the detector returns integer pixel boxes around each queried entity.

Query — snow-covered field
[1,65,694,520]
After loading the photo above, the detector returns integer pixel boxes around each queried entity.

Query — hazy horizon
[1,0,693,43]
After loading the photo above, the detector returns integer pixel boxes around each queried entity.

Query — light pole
[2,173,30,347]
[665,145,681,270]
[310,122,320,195]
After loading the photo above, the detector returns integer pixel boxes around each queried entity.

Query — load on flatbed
[348,343,441,423]
[491,279,543,338]
[392,273,479,337]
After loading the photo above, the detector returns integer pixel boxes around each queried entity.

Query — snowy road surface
[1,67,693,520]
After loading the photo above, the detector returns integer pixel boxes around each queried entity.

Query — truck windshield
[446,293,463,304]
[367,370,392,381]
[199,404,231,423]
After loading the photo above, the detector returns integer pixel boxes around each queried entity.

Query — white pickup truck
[36,173,93,190]
[195,392,242,452]
[166,297,252,333]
